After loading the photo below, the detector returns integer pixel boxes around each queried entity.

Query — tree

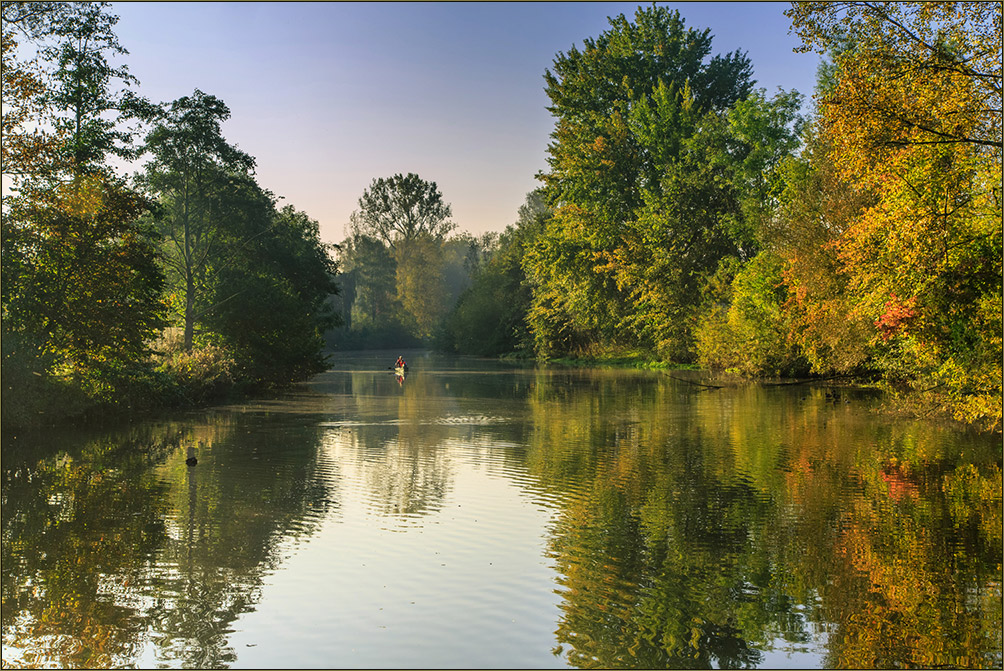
[40,2,152,175]
[529,6,802,360]
[2,1,153,180]
[1,13,62,187]
[770,128,878,376]
[345,173,456,342]
[139,90,256,350]
[442,190,547,356]
[2,175,165,405]
[786,2,1001,154]
[694,251,809,377]
[2,2,166,422]
[340,234,401,331]
[349,172,455,252]
[395,232,447,339]
[783,1,1002,430]
[204,199,339,385]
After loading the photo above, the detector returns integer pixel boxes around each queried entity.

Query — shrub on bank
[154,342,238,405]
[695,252,810,378]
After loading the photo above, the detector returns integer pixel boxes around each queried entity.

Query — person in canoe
[395,356,408,372]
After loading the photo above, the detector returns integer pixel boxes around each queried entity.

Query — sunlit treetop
[786,1,1002,155]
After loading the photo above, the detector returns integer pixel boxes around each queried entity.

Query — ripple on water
[6,355,999,670]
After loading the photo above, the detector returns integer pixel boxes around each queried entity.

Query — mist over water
[3,352,1001,668]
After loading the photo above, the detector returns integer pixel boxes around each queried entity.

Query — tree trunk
[184,272,195,351]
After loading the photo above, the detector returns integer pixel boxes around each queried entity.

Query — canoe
[394,365,408,375]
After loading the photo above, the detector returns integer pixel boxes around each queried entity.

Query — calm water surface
[2,351,1001,668]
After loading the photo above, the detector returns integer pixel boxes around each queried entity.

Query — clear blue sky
[110,1,821,243]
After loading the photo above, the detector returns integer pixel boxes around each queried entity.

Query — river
[2,351,1001,668]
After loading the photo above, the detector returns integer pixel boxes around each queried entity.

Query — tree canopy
[350,172,456,251]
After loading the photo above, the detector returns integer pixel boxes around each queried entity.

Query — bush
[695,252,809,377]
[155,342,237,404]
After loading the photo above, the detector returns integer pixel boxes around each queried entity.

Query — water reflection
[2,354,1000,669]
[2,413,336,668]
[525,373,1002,669]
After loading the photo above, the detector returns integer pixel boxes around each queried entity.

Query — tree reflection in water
[1,412,336,668]
[2,360,1000,669]
[525,372,1002,669]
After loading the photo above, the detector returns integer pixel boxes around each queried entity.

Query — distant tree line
[2,1,338,427]
[327,172,498,350]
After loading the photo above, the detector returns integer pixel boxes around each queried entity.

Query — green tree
[40,2,153,175]
[395,232,447,339]
[340,234,401,331]
[204,197,339,385]
[528,7,807,361]
[349,172,456,252]
[694,251,809,377]
[346,173,456,343]
[3,177,165,403]
[138,90,256,351]
[529,6,803,360]
[441,190,548,356]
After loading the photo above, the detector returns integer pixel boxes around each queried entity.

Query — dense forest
[3,2,1000,432]
[437,3,1000,433]
[2,2,338,426]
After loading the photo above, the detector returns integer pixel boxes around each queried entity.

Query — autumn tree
[786,1,1001,155]
[1,4,65,187]
[784,1,1002,430]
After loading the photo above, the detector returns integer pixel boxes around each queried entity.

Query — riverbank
[540,351,1003,434]
[2,340,323,432]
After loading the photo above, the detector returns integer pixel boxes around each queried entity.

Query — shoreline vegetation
[4,3,1000,434]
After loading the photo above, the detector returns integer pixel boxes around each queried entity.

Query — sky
[108,1,823,244]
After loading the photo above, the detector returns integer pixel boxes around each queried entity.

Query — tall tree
[349,172,455,252]
[2,2,165,421]
[3,178,165,393]
[529,6,803,360]
[784,1,1002,430]
[340,234,401,331]
[395,232,447,339]
[41,2,152,175]
[443,190,547,356]
[204,197,339,385]
[139,90,256,350]
[1,1,153,179]
[347,173,456,341]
